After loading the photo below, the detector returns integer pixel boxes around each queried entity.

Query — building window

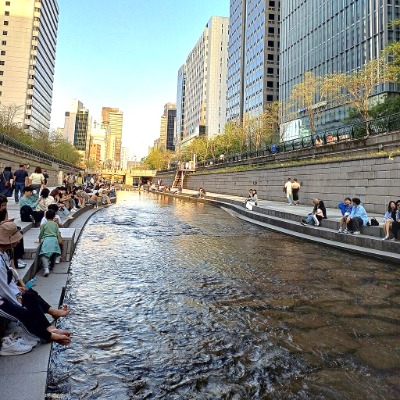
[5,1,10,5]
[4,11,9,16]
[267,95,274,101]
[0,71,3,75]
[0,81,2,85]
[267,81,274,88]
[1,51,5,55]
[2,31,7,35]
[0,61,4,65]
[1,41,6,45]
[3,21,8,26]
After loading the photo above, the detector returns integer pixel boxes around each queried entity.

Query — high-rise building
[226,0,280,123]
[175,65,186,145]
[279,0,400,136]
[176,16,229,147]
[89,120,106,165]
[63,99,84,144]
[102,107,123,167]
[0,0,59,132]
[159,103,176,151]
[74,108,91,154]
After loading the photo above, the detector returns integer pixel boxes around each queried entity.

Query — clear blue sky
[50,0,229,160]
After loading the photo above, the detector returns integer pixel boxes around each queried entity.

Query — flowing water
[46,191,400,400]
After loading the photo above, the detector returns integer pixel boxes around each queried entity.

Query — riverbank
[149,188,400,264]
[0,201,112,400]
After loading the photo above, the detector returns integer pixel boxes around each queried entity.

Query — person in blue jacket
[346,198,369,235]
[337,197,353,233]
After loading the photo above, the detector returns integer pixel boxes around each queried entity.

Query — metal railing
[0,131,78,169]
[195,112,400,168]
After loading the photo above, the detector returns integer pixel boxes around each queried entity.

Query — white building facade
[0,0,59,132]
[177,16,229,147]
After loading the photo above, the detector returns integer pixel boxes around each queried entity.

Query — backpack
[20,205,33,222]
[67,175,75,184]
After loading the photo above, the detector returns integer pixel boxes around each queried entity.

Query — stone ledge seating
[155,189,400,261]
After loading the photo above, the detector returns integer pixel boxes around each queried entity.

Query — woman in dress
[382,201,397,240]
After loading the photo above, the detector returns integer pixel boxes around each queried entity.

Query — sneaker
[0,336,32,356]
[29,215,35,224]
[43,267,49,277]
[338,228,343,233]
[17,259,26,266]
[66,215,74,220]
[343,229,349,234]
[55,256,61,264]
[353,231,361,235]
[8,332,38,348]
[381,236,389,241]
[300,219,307,226]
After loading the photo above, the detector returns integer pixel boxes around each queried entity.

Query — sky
[50,0,230,160]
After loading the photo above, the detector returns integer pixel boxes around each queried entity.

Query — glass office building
[227,0,280,123]
[279,0,400,133]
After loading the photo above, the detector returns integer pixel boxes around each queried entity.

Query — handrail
[194,112,400,169]
[0,131,79,169]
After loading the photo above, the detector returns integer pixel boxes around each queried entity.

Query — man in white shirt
[284,178,293,205]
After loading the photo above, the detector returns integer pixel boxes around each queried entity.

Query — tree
[339,56,399,123]
[289,71,321,135]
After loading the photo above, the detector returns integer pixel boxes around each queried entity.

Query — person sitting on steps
[337,197,353,233]
[301,198,327,226]
[346,198,369,235]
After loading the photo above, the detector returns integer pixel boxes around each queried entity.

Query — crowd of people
[0,166,118,356]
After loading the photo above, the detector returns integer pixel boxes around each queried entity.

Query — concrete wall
[0,144,76,187]
[182,154,400,213]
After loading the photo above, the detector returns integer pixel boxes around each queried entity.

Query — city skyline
[50,0,229,159]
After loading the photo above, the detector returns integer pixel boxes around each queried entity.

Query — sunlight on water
[46,191,400,400]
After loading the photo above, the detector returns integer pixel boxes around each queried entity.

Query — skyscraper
[279,0,400,134]
[176,16,229,147]
[226,0,280,123]
[102,107,123,167]
[0,0,59,132]
[175,65,186,145]
[159,103,176,151]
[63,99,84,144]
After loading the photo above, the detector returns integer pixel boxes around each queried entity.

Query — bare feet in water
[50,332,71,345]
[49,304,69,319]
[48,326,71,337]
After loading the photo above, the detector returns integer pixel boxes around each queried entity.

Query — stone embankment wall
[0,143,76,187]
[183,154,399,213]
[157,131,400,213]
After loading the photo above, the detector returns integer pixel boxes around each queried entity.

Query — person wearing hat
[0,221,71,346]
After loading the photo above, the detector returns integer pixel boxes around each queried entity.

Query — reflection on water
[46,192,400,400]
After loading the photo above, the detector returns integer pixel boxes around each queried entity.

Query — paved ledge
[0,198,116,400]
[150,189,400,264]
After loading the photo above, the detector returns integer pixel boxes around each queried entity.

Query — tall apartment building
[0,0,59,132]
[175,65,186,145]
[176,16,229,147]
[159,103,176,151]
[279,0,400,136]
[226,0,280,123]
[102,107,123,167]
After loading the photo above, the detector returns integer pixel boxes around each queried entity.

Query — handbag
[370,217,379,226]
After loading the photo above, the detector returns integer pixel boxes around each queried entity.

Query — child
[38,209,62,277]
[337,197,353,233]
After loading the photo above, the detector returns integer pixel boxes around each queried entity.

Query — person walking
[284,178,293,205]
[13,164,29,204]
[0,167,13,198]
[29,166,45,193]
[292,178,301,205]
